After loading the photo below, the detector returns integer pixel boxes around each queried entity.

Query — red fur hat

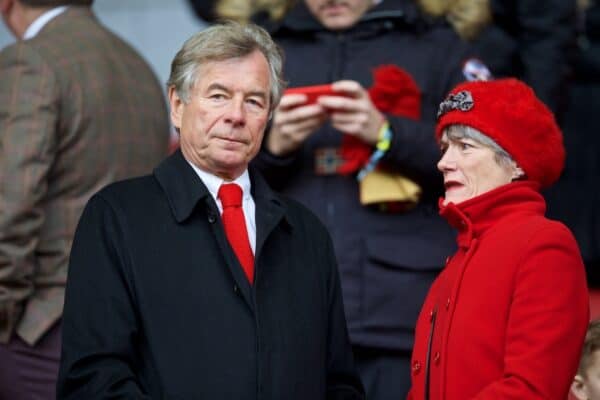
[435,78,565,188]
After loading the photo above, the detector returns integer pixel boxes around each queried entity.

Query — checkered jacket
[0,6,169,345]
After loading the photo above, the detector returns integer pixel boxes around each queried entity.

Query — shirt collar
[186,160,252,202]
[23,6,68,40]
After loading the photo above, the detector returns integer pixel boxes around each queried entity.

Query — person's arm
[0,44,58,340]
[57,194,149,399]
[252,93,327,190]
[323,232,365,400]
[472,224,589,399]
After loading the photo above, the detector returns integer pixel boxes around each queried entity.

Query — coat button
[429,309,434,322]
[433,352,440,364]
[207,212,216,224]
[233,284,239,294]
[412,361,421,374]
[446,298,451,309]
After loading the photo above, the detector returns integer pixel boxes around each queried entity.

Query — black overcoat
[57,150,364,400]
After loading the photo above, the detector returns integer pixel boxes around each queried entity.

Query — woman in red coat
[408,78,589,399]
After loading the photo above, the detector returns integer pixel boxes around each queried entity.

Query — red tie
[218,183,254,284]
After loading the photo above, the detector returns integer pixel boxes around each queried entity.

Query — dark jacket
[545,1,600,282]
[253,1,468,351]
[473,0,577,113]
[57,150,364,400]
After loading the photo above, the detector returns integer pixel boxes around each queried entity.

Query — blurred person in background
[188,0,294,30]
[244,0,484,398]
[545,0,600,288]
[418,0,576,114]
[409,78,589,399]
[0,0,169,398]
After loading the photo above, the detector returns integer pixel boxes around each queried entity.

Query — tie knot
[218,183,243,208]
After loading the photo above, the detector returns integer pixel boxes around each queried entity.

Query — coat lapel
[154,151,253,308]
[153,152,292,310]
[250,170,292,272]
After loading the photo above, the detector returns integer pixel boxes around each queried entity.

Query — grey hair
[443,124,515,169]
[167,21,285,110]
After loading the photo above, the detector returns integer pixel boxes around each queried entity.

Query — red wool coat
[408,182,589,399]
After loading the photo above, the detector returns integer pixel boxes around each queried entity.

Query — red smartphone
[284,84,347,105]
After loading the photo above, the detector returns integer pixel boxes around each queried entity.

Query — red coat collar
[439,181,545,249]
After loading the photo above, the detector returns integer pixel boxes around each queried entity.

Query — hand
[317,80,386,146]
[266,93,327,156]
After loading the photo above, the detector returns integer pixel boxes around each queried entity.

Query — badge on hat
[437,91,474,118]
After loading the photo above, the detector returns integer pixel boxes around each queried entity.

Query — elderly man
[0,0,168,398]
[57,22,364,400]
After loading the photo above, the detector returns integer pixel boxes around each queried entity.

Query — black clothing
[473,0,577,114]
[57,151,364,399]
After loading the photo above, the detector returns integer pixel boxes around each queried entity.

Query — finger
[331,80,364,96]
[280,114,327,137]
[330,111,368,125]
[278,93,309,109]
[274,103,326,124]
[318,95,367,112]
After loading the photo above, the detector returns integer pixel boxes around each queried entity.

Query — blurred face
[169,50,271,180]
[304,0,373,30]
[437,131,517,205]
[572,351,600,400]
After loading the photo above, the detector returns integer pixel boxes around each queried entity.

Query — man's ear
[168,86,184,130]
[0,0,14,15]
[571,374,589,400]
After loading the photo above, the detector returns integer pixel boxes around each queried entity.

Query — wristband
[357,121,392,181]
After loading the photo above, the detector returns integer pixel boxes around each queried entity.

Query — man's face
[304,0,373,31]
[169,50,271,180]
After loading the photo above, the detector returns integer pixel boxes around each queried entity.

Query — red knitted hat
[435,78,565,188]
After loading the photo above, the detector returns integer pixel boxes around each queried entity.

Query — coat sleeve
[0,44,58,340]
[57,194,149,399]
[471,224,589,399]
[323,232,365,400]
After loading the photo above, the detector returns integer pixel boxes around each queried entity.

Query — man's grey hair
[443,124,515,168]
[167,21,285,110]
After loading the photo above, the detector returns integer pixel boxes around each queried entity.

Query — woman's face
[437,131,517,205]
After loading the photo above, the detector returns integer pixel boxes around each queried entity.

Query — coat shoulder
[94,174,162,211]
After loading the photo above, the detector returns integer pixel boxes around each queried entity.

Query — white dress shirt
[187,161,256,254]
[23,6,68,40]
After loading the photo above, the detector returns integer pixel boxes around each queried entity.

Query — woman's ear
[571,374,589,400]
[511,164,525,181]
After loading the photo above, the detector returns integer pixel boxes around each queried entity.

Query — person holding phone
[250,0,485,398]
